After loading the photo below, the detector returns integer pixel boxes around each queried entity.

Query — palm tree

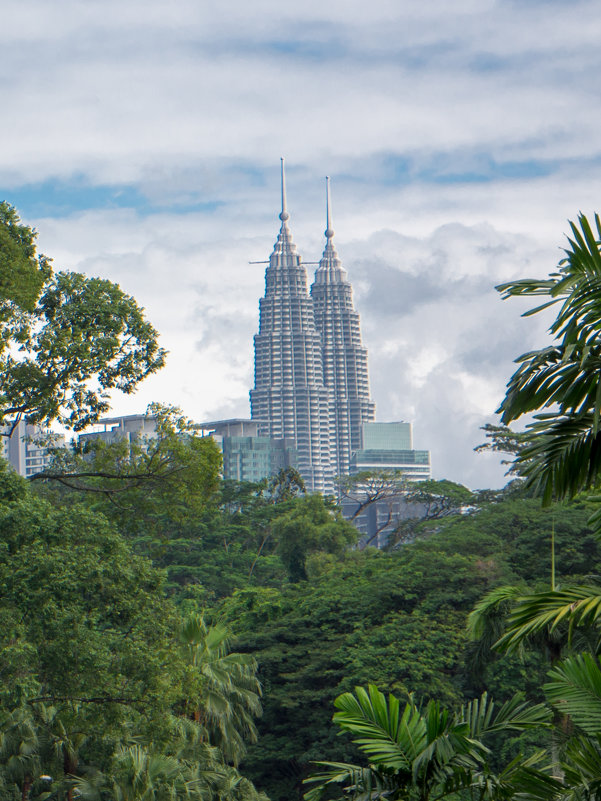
[34,703,88,801]
[304,684,556,801]
[73,743,206,801]
[497,213,601,505]
[468,582,601,777]
[0,706,41,801]
[177,614,262,766]
[542,652,601,799]
[472,213,601,798]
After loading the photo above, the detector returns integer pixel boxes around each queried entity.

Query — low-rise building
[78,414,158,447]
[199,419,297,484]
[350,422,431,481]
[342,421,432,547]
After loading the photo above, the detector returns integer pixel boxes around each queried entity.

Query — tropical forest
[3,201,601,801]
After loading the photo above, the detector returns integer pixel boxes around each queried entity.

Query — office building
[310,177,375,477]
[199,419,296,483]
[0,421,64,478]
[343,421,432,546]
[78,413,158,447]
[250,160,334,493]
[350,422,431,481]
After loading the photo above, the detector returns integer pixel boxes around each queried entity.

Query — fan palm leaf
[177,614,262,766]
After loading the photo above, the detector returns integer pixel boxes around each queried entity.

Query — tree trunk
[21,775,32,801]
[65,750,79,801]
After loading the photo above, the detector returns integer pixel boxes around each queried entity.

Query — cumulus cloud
[3,0,599,487]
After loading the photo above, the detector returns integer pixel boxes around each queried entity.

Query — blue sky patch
[378,152,556,186]
[2,178,222,219]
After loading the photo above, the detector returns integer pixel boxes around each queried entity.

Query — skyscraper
[310,177,376,476]
[250,160,334,493]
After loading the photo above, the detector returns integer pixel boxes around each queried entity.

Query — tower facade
[310,178,376,476]
[250,160,334,493]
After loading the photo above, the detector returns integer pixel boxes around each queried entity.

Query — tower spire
[271,157,299,262]
[315,175,342,276]
[280,157,289,222]
[325,175,334,239]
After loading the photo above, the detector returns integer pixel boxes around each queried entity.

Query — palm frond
[562,732,601,799]
[303,761,391,801]
[461,692,550,739]
[545,653,601,734]
[333,685,422,769]
[463,753,562,801]
[511,413,601,504]
[496,586,601,653]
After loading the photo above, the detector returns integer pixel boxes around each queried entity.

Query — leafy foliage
[497,213,601,503]
[545,653,601,735]
[0,460,264,800]
[212,492,601,799]
[35,404,223,541]
[177,614,262,766]
[304,684,553,801]
[0,203,165,432]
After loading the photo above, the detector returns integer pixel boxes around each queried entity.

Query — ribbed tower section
[310,177,376,477]
[250,160,334,493]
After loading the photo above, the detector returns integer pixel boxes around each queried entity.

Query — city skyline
[4,1,601,488]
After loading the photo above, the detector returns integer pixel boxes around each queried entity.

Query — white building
[0,421,64,478]
[77,414,158,447]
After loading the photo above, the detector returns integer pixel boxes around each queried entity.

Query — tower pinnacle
[325,175,334,239]
[310,174,376,476]
[271,157,298,262]
[251,161,334,493]
[315,176,343,278]
[280,157,289,222]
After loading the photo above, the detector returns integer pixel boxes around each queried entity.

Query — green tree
[218,533,514,799]
[474,423,534,479]
[74,743,208,801]
[177,614,262,766]
[337,473,474,549]
[135,476,355,600]
[0,460,179,728]
[496,213,601,504]
[0,706,41,801]
[0,202,165,433]
[34,404,222,541]
[272,494,357,581]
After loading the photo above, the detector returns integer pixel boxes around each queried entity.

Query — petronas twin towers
[250,160,375,493]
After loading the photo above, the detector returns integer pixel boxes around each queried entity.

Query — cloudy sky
[3,0,600,488]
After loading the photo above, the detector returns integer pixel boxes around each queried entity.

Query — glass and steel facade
[310,178,375,478]
[250,163,335,493]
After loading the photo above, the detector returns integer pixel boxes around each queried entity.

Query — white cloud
[4,0,601,487]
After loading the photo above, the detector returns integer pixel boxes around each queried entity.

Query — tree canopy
[0,202,165,433]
